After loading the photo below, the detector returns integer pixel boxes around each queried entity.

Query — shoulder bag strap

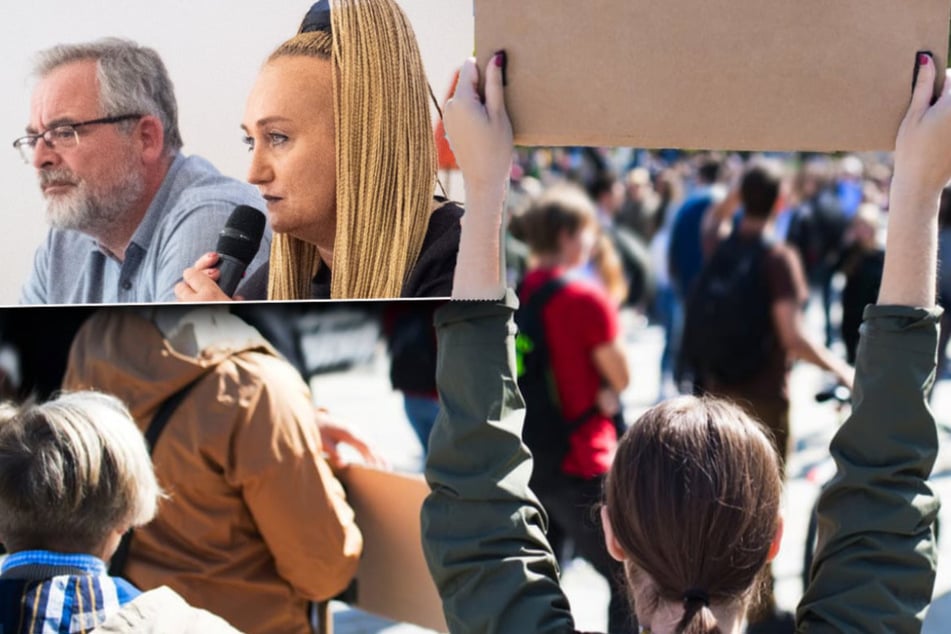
[108,376,204,578]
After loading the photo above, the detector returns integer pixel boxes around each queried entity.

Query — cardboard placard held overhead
[475,0,949,152]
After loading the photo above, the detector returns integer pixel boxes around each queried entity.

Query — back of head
[697,155,724,186]
[587,170,620,204]
[521,183,596,257]
[33,37,183,155]
[740,159,784,219]
[605,396,782,634]
[0,393,160,554]
[852,202,883,247]
[794,158,834,200]
[267,0,437,299]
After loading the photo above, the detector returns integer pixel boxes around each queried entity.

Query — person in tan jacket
[63,307,363,634]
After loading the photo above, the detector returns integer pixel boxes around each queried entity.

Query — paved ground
[309,300,951,633]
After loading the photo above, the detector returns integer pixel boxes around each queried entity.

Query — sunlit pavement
[311,302,951,633]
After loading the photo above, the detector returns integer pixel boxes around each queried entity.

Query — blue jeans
[655,284,682,381]
[403,394,440,454]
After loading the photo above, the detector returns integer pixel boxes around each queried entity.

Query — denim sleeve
[422,292,577,634]
[797,305,942,632]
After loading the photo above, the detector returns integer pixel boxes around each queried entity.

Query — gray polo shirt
[20,153,270,305]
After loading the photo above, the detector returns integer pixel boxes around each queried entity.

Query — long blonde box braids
[267,0,437,300]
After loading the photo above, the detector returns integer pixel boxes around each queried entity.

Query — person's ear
[557,226,575,252]
[600,505,628,563]
[135,115,166,164]
[767,514,784,563]
[772,182,790,216]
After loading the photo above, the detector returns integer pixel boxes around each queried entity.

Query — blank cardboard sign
[340,465,447,631]
[474,0,949,151]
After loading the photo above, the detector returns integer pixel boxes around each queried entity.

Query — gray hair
[0,392,162,553]
[34,37,183,154]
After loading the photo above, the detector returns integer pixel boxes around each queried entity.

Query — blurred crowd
[497,146,951,397]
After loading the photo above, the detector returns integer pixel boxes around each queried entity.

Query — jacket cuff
[434,289,519,330]
[861,304,942,328]
[860,305,942,355]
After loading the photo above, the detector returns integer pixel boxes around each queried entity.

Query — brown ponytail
[678,600,720,634]
[605,396,782,633]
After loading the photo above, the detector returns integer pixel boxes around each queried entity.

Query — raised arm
[421,54,578,633]
[797,53,949,632]
[444,54,512,301]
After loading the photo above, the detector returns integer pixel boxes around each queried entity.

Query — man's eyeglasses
[12,114,144,164]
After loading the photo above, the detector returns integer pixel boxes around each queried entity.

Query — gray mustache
[39,169,79,188]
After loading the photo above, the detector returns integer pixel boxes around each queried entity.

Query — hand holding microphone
[175,206,266,302]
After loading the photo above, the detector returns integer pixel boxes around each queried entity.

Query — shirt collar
[2,550,108,576]
[128,152,185,252]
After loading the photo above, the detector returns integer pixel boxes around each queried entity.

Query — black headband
[682,589,710,607]
[300,0,332,34]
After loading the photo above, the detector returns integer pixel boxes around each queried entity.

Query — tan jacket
[64,309,363,634]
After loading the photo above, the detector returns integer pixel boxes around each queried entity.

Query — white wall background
[0,0,474,304]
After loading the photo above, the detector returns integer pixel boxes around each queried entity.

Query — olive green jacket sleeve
[422,292,578,634]
[797,305,943,632]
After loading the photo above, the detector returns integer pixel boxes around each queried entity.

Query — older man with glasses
[14,37,269,304]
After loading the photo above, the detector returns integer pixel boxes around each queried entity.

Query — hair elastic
[682,589,710,607]
[301,0,332,33]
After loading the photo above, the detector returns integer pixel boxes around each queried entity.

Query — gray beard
[42,166,145,237]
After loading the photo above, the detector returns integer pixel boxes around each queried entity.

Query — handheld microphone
[215,205,266,296]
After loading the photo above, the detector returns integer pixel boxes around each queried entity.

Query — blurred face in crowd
[28,60,145,235]
[560,221,598,268]
[602,181,625,213]
[243,55,337,252]
[626,168,652,201]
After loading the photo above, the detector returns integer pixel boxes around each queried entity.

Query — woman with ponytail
[422,51,946,633]
[177,0,463,300]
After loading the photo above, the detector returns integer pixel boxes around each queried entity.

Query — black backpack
[515,277,598,479]
[679,233,774,388]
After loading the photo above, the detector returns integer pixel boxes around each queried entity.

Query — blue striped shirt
[0,550,140,633]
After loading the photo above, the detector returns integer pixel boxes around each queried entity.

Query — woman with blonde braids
[176,0,464,300]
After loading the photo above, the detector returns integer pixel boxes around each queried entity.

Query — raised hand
[445,52,514,300]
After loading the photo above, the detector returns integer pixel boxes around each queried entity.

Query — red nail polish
[494,50,508,86]
[919,53,930,66]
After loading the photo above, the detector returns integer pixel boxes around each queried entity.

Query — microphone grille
[216,205,266,264]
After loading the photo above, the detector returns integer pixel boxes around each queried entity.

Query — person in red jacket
[518,184,633,633]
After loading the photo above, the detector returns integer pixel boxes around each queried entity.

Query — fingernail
[494,50,508,86]
[912,51,935,96]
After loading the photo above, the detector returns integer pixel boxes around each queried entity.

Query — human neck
[317,244,334,272]
[534,252,573,269]
[711,608,744,634]
[642,604,745,634]
[95,157,172,262]
[96,211,146,261]
[738,214,771,235]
